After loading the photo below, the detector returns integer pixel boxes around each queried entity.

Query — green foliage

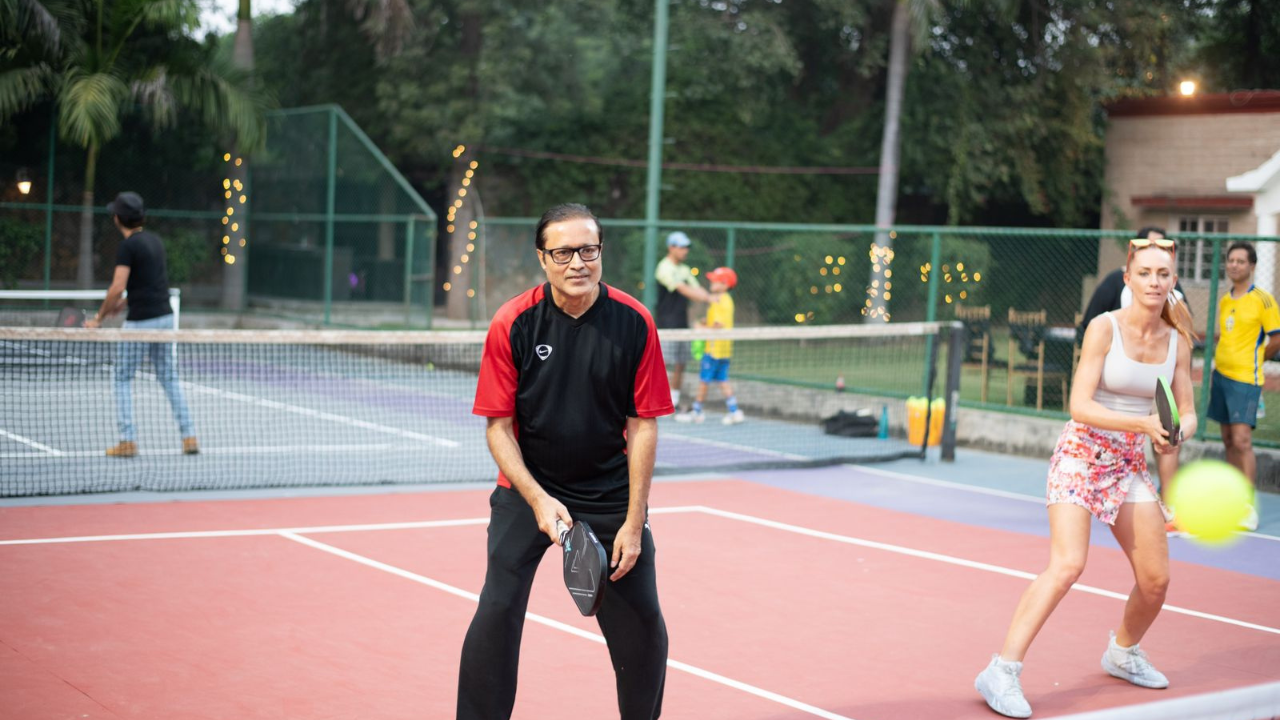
[161,227,210,285]
[0,215,42,288]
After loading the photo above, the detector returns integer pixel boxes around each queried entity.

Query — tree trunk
[222,0,254,311]
[76,143,99,289]
[445,150,477,322]
[446,5,482,322]
[866,0,910,322]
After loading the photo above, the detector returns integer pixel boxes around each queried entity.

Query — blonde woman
[975,237,1197,717]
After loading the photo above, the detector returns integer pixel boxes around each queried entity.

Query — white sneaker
[975,654,1032,718]
[722,410,745,425]
[1241,505,1258,531]
[674,411,704,424]
[1102,631,1168,689]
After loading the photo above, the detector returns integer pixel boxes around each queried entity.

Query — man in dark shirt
[458,203,672,719]
[654,231,713,410]
[85,192,198,457]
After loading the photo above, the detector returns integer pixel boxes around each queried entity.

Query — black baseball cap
[106,192,145,222]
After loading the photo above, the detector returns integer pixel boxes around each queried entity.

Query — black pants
[457,486,667,719]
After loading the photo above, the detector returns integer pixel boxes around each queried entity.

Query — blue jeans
[115,314,194,441]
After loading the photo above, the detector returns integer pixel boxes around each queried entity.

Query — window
[1175,216,1230,282]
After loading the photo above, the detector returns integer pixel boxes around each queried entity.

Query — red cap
[706,267,738,289]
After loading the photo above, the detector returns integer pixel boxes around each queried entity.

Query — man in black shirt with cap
[86,191,198,457]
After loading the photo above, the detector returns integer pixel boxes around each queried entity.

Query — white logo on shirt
[536,344,553,360]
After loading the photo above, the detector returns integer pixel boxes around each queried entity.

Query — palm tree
[0,0,268,289]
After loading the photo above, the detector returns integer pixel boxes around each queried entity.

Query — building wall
[1095,111,1280,331]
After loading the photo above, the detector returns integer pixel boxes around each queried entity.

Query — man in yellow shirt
[1210,242,1280,531]
[675,267,743,425]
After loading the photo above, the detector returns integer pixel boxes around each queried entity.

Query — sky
[198,0,297,35]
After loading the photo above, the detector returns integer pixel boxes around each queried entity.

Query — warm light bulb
[17,181,31,195]
[1179,80,1196,96]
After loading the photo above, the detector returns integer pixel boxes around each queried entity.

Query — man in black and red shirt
[457,203,673,719]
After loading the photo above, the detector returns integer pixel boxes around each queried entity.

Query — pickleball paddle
[1155,376,1180,446]
[555,518,607,617]
[56,307,86,328]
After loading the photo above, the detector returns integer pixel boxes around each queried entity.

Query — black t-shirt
[115,230,171,321]
[655,283,689,329]
[473,282,673,512]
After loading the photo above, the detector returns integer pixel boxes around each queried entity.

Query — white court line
[0,507,705,546]
[4,504,1276,716]
[663,432,807,461]
[843,464,1046,503]
[0,443,450,459]
[0,429,63,456]
[841,464,1280,542]
[278,530,858,720]
[3,504,1274,635]
[6,342,460,449]
[690,505,1280,636]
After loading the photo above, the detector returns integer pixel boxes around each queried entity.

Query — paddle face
[1155,376,1180,446]
[556,519,607,617]
[56,307,85,328]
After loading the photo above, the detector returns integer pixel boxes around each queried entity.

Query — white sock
[671,389,681,406]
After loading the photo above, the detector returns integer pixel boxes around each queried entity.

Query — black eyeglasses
[541,244,602,265]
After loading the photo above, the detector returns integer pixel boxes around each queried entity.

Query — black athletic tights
[457,486,668,719]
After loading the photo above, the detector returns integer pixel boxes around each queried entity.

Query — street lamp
[1179,80,1197,97]
[16,168,31,195]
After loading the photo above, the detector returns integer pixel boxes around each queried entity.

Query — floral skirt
[1046,421,1171,525]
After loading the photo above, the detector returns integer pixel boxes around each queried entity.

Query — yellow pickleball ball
[1167,459,1253,545]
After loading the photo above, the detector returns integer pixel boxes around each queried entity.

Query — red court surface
[2,477,1278,719]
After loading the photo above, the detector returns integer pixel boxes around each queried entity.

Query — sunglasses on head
[1129,237,1176,251]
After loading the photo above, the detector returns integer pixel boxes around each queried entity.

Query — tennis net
[0,321,959,496]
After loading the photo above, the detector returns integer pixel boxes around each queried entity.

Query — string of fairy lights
[861,238,894,322]
[920,259,982,304]
[219,153,245,265]
[442,144,480,299]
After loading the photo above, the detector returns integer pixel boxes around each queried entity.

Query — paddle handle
[555,518,569,545]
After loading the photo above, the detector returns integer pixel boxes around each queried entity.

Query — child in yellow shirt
[676,267,743,425]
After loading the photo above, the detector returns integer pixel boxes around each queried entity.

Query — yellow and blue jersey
[1215,285,1280,386]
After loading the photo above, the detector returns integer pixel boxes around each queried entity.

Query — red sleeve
[634,318,674,417]
[609,286,673,418]
[472,290,535,417]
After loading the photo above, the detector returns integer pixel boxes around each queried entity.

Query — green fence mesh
[1,105,436,327]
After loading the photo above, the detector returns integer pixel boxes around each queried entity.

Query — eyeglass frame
[540,243,603,265]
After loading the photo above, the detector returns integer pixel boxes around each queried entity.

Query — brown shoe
[182,437,200,455]
[106,441,137,457]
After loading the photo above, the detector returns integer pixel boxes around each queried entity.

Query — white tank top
[1093,312,1178,417]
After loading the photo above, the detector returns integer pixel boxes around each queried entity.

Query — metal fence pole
[922,230,943,395]
[640,0,670,310]
[43,114,55,294]
[402,217,414,326]
[323,108,337,325]
[1197,237,1224,440]
[425,217,437,329]
[726,226,736,269]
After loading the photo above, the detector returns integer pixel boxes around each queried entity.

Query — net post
[941,321,962,462]
[1196,235,1223,441]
